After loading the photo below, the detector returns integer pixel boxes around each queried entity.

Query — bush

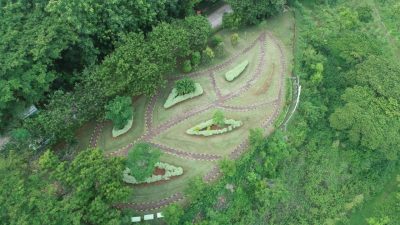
[231,33,239,47]
[225,60,249,81]
[10,128,30,142]
[123,162,183,184]
[164,83,203,109]
[202,47,215,64]
[176,78,196,96]
[215,42,225,58]
[126,143,161,182]
[191,51,201,69]
[222,13,241,29]
[182,60,192,73]
[213,110,225,127]
[105,96,133,130]
[186,118,242,136]
[210,34,223,47]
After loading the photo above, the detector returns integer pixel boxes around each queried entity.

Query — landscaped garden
[73,12,295,213]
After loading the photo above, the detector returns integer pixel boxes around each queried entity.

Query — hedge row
[123,162,183,184]
[164,83,204,108]
[186,118,242,136]
[225,60,249,81]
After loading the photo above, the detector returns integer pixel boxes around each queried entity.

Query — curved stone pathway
[91,31,288,211]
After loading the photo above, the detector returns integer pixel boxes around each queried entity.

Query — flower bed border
[123,162,183,184]
[186,118,242,136]
[225,60,249,81]
[163,83,203,109]
[112,116,134,138]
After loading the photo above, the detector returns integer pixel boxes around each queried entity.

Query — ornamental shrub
[213,110,225,127]
[164,83,203,108]
[182,60,192,73]
[126,143,161,182]
[225,60,249,81]
[105,96,133,130]
[222,13,241,30]
[202,47,215,64]
[175,78,196,96]
[191,51,201,69]
[231,33,239,47]
[215,42,225,58]
[210,34,223,47]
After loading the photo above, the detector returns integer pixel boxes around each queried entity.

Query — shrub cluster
[186,119,242,136]
[123,162,183,184]
[164,83,203,108]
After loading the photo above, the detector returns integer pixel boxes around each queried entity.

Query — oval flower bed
[186,119,242,137]
[163,83,203,109]
[123,162,183,184]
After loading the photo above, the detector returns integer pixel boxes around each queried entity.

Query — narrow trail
[92,31,289,212]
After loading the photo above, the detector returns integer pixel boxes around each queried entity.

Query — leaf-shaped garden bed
[186,119,242,136]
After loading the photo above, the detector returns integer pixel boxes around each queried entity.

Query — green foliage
[10,128,30,142]
[0,149,130,225]
[213,110,225,127]
[357,6,374,23]
[202,46,215,64]
[105,96,133,130]
[231,33,240,47]
[164,204,184,225]
[222,12,242,29]
[191,51,201,69]
[225,60,249,81]
[126,143,162,182]
[164,83,203,108]
[226,0,286,25]
[215,42,225,58]
[182,60,193,73]
[123,162,183,184]
[186,118,242,136]
[210,34,223,47]
[175,78,196,96]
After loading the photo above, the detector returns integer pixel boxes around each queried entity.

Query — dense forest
[1,0,399,224]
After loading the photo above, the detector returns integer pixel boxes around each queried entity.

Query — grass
[73,12,294,212]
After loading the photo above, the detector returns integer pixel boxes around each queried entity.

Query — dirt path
[92,31,289,212]
[207,4,232,28]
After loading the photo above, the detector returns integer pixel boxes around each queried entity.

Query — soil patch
[153,167,166,176]
[255,63,275,95]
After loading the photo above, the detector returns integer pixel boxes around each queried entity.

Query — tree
[231,33,240,47]
[210,34,223,47]
[213,110,225,127]
[179,16,212,52]
[329,86,400,160]
[126,143,162,182]
[105,96,133,130]
[163,204,184,225]
[0,149,130,225]
[182,60,193,73]
[175,78,196,96]
[226,0,286,25]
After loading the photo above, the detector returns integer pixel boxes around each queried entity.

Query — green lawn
[73,11,294,212]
